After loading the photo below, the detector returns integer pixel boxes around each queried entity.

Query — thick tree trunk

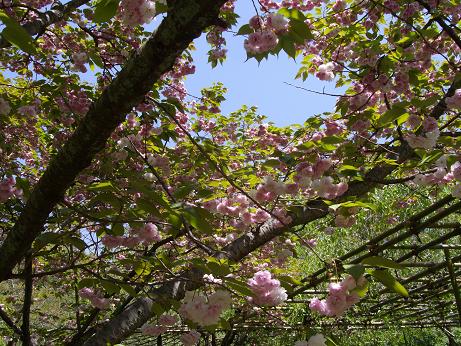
[0,0,227,281]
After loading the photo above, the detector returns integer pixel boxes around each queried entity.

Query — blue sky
[185,0,341,127]
[3,1,342,127]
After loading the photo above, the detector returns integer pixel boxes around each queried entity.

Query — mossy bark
[0,0,228,281]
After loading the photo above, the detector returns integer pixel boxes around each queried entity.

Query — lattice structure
[125,195,461,344]
[294,195,461,330]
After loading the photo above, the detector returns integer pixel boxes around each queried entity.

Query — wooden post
[443,247,461,327]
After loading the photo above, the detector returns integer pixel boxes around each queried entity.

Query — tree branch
[0,0,91,49]
[21,252,33,346]
[0,305,23,337]
[80,70,461,344]
[0,0,230,281]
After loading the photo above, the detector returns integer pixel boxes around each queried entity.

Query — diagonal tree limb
[80,73,461,345]
[0,0,90,49]
[0,305,23,337]
[80,162,397,345]
[0,0,228,281]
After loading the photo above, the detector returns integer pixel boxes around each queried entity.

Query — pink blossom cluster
[312,176,348,199]
[20,0,53,9]
[309,275,367,317]
[147,153,171,175]
[141,314,177,336]
[170,58,196,79]
[57,90,91,115]
[162,80,187,101]
[72,52,88,73]
[244,30,278,55]
[315,62,335,81]
[0,97,11,115]
[207,27,227,63]
[179,290,232,326]
[203,273,223,284]
[181,330,201,346]
[405,128,439,150]
[450,161,461,198]
[412,156,456,188]
[295,333,327,346]
[220,0,236,12]
[204,191,292,230]
[213,233,236,246]
[255,176,297,202]
[118,0,157,26]
[294,159,333,187]
[101,223,161,248]
[258,0,322,11]
[446,89,461,109]
[78,288,110,309]
[18,104,38,118]
[247,270,287,306]
[244,13,288,55]
[0,177,22,203]
[349,118,371,134]
[413,167,449,186]
[244,123,289,149]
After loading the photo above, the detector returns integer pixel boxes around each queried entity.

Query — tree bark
[0,0,228,281]
[81,161,396,345]
[82,78,460,341]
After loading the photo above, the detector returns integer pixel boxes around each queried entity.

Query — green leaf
[206,261,231,277]
[352,279,369,298]
[33,232,61,250]
[322,135,343,144]
[136,198,162,218]
[396,32,418,47]
[225,278,254,297]
[279,35,296,58]
[362,256,403,270]
[111,223,125,236]
[120,283,137,297]
[100,280,120,295]
[89,181,115,191]
[173,184,195,199]
[370,269,409,297]
[88,52,104,68]
[317,142,337,151]
[0,11,36,54]
[329,201,376,211]
[151,302,166,316]
[262,159,281,168]
[78,278,98,289]
[94,0,120,23]
[278,8,306,21]
[326,336,340,346]
[278,275,302,286]
[338,165,359,175]
[289,19,313,43]
[343,264,365,280]
[156,2,168,13]
[378,106,408,126]
[183,207,214,234]
[237,24,253,35]
[68,237,87,251]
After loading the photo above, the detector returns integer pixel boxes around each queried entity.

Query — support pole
[443,247,461,327]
